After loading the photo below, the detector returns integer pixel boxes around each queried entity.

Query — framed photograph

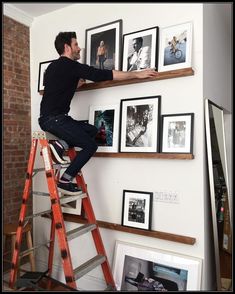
[112,240,202,291]
[61,197,82,215]
[38,60,55,92]
[85,19,122,70]
[122,190,153,230]
[89,104,119,152]
[161,113,194,153]
[122,26,159,71]
[158,22,192,72]
[119,95,161,153]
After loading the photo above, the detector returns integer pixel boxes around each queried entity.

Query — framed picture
[85,19,122,70]
[38,60,55,92]
[89,104,119,152]
[119,95,161,153]
[158,22,192,72]
[112,240,202,291]
[161,113,194,153]
[122,190,153,230]
[61,197,82,215]
[122,26,159,71]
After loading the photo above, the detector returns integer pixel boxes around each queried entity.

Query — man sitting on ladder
[38,31,159,196]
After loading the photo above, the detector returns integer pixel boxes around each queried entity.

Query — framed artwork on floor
[122,26,159,71]
[89,104,119,152]
[158,22,192,72]
[85,19,122,70]
[38,60,55,92]
[112,240,202,291]
[119,95,161,152]
[121,190,153,230]
[161,113,194,154]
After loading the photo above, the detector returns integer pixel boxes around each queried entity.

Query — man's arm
[112,68,159,80]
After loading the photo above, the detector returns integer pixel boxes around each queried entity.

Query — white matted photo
[161,113,194,153]
[89,104,119,152]
[119,96,161,153]
[38,60,55,92]
[158,22,192,72]
[112,240,202,291]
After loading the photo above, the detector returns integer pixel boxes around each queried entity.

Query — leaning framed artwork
[119,95,161,153]
[89,104,119,152]
[158,22,192,72]
[38,60,55,92]
[85,19,122,70]
[161,113,194,154]
[112,240,202,291]
[122,26,159,71]
[121,190,153,230]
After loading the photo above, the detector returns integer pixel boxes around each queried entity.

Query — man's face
[69,38,81,60]
[132,39,142,52]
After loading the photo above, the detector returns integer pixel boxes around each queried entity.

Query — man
[39,31,158,196]
[127,37,151,71]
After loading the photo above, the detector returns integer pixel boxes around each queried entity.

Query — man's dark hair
[134,37,143,46]
[54,32,77,55]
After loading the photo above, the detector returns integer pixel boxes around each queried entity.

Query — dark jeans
[38,114,98,178]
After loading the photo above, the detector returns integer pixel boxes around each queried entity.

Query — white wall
[30,3,208,290]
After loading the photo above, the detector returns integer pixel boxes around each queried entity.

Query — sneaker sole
[58,187,83,196]
[49,144,68,164]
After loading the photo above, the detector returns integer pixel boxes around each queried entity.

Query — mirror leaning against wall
[205,98,232,291]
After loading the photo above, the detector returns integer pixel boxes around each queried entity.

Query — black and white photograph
[122,27,159,71]
[122,190,153,230]
[113,241,202,291]
[158,22,192,72]
[119,96,161,152]
[161,113,194,153]
[38,60,55,92]
[85,19,122,70]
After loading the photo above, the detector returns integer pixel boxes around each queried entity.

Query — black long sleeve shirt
[40,56,113,117]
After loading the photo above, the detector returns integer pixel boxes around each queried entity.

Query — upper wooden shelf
[93,152,194,159]
[39,67,194,95]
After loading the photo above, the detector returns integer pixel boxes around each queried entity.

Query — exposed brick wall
[3,15,32,224]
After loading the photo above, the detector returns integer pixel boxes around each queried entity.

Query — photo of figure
[167,121,186,148]
[128,197,146,224]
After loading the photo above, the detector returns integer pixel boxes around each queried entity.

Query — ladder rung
[33,191,50,197]
[33,163,70,174]
[74,254,106,280]
[67,224,96,241]
[24,209,52,220]
[60,193,86,205]
[19,241,52,258]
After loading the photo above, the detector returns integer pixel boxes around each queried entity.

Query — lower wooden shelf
[93,152,194,159]
[60,213,196,245]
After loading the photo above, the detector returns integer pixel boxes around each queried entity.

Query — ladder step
[24,209,52,221]
[60,193,86,205]
[33,163,70,173]
[67,224,96,241]
[19,241,52,258]
[74,254,106,280]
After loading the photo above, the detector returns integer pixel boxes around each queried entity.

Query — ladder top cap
[32,131,60,140]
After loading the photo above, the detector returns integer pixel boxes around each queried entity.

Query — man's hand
[77,79,86,88]
[113,68,159,81]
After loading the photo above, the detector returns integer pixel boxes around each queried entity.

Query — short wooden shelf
[39,67,194,95]
[61,214,196,245]
[93,152,194,159]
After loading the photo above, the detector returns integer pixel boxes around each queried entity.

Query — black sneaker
[57,181,82,196]
[49,140,68,164]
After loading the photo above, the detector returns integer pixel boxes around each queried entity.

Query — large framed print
[38,60,55,92]
[89,104,119,152]
[122,190,153,230]
[158,22,192,72]
[122,26,159,71]
[119,96,161,153]
[161,113,194,154]
[85,19,122,70]
[112,240,202,291]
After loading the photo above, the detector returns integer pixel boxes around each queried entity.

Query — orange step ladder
[9,131,116,291]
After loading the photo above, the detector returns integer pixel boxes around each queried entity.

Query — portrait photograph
[122,26,159,71]
[158,22,192,72]
[89,104,119,152]
[119,96,161,153]
[161,113,194,153]
[38,60,55,92]
[112,240,202,291]
[121,190,153,230]
[85,19,122,70]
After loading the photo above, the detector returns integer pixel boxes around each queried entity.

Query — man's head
[54,32,81,60]
[132,37,143,52]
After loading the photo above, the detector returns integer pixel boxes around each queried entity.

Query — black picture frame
[122,190,153,230]
[38,60,55,92]
[122,26,159,71]
[85,19,122,70]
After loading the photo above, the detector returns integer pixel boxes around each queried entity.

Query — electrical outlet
[154,190,179,204]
